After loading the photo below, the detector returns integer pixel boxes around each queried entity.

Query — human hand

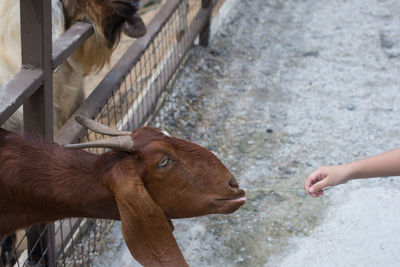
[304,165,350,197]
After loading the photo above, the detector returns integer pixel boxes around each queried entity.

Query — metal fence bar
[21,0,54,139]
[0,69,43,125]
[19,0,56,266]
[52,22,94,70]
[200,0,212,46]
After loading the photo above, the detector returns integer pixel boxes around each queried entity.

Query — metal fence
[0,0,220,266]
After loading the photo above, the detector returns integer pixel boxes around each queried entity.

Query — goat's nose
[229,178,239,190]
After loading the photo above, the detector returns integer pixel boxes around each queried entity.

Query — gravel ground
[94,0,400,266]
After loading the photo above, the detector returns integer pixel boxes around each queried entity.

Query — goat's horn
[75,116,131,136]
[63,136,134,152]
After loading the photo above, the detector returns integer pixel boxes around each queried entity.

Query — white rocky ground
[94,0,400,266]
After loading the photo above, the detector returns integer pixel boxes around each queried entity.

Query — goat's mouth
[214,191,246,214]
[217,196,246,204]
[216,190,246,205]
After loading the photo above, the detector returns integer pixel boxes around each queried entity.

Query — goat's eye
[158,157,170,168]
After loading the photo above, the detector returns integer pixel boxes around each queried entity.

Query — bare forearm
[345,147,400,180]
[305,147,400,197]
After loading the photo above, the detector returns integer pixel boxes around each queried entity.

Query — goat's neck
[0,134,122,236]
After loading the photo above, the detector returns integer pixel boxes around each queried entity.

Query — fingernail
[309,187,315,193]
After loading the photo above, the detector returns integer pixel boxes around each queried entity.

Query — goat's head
[61,0,147,73]
[62,0,146,40]
[64,116,246,218]
[64,116,245,265]
[131,127,246,218]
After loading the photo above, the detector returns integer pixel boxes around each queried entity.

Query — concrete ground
[95,0,400,266]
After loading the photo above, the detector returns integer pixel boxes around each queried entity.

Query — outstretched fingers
[305,168,330,197]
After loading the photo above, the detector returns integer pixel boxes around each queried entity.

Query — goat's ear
[108,172,187,266]
[122,13,147,38]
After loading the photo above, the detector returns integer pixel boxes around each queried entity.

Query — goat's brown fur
[0,125,245,266]
[0,129,120,235]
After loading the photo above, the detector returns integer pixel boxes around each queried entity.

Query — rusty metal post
[20,0,56,266]
[199,0,212,47]
[21,0,54,139]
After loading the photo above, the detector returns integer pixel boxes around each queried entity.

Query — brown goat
[1,1,147,264]
[0,116,246,266]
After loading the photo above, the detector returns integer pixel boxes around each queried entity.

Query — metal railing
[0,0,219,265]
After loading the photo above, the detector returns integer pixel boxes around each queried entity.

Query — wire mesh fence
[0,0,220,266]
[94,0,202,133]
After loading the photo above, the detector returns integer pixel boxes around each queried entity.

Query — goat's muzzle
[122,13,147,38]
[110,0,147,38]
